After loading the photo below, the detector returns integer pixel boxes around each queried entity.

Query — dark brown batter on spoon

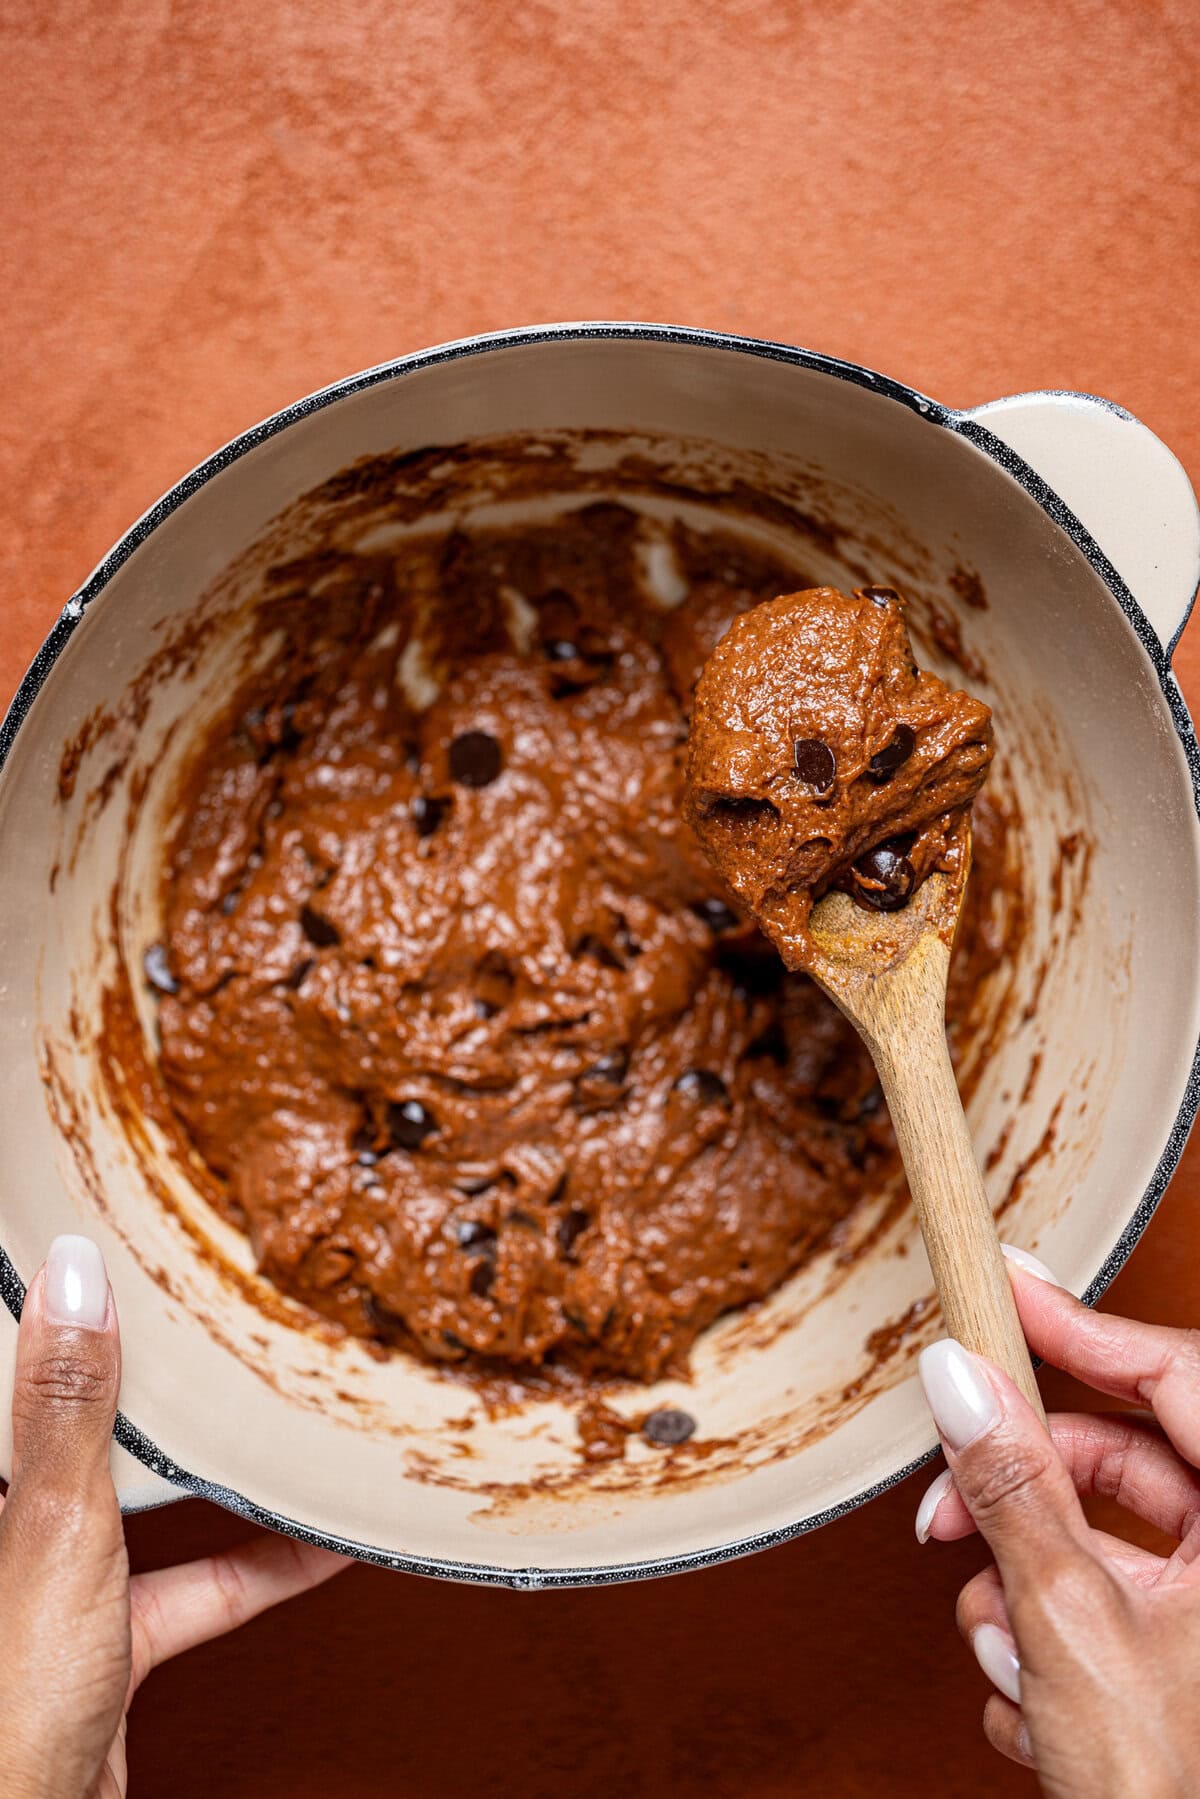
[685,585,993,970]
[151,514,1011,1384]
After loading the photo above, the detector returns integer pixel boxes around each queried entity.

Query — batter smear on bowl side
[148,505,1015,1383]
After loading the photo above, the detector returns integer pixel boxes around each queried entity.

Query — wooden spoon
[805,841,1046,1422]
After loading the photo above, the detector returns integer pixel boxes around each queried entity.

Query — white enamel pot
[1,326,1198,1585]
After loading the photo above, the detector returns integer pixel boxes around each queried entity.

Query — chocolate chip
[673,1069,729,1105]
[589,1050,628,1084]
[508,1208,540,1231]
[866,724,916,784]
[792,738,836,792]
[642,1408,696,1447]
[449,731,502,788]
[469,1259,495,1297]
[693,897,740,933]
[748,1020,788,1063]
[853,844,916,911]
[300,903,340,947]
[351,1120,381,1165]
[613,916,642,959]
[559,1208,591,1260]
[455,1220,497,1251]
[546,1173,568,1206]
[387,1099,437,1149]
[861,585,899,608]
[284,957,314,991]
[220,889,241,916]
[143,942,178,995]
[717,939,785,996]
[442,1331,469,1354]
[412,794,449,837]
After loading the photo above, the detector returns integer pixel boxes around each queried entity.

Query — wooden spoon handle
[873,1010,1047,1425]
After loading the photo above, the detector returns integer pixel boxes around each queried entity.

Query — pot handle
[0,1306,185,1512]
[965,391,1200,656]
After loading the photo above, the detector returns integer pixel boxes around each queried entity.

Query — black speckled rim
[2,323,1198,1587]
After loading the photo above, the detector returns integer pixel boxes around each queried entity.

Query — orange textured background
[4,2,1200,1792]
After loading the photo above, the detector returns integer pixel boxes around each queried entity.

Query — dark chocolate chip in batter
[792,737,836,792]
[469,1258,496,1298]
[387,1099,438,1149]
[866,724,916,784]
[860,585,900,608]
[693,897,740,933]
[351,1120,381,1165]
[748,1020,788,1063]
[716,939,785,996]
[559,1208,592,1260]
[143,942,178,995]
[673,1069,729,1105]
[278,701,303,755]
[449,731,503,788]
[590,1049,629,1085]
[642,1408,696,1447]
[284,957,314,991]
[411,794,449,837]
[299,903,340,947]
[853,844,916,911]
[455,1219,497,1251]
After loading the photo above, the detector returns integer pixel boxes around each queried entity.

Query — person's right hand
[915,1245,1200,1797]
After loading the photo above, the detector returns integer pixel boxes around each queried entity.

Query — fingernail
[1015,1722,1033,1763]
[44,1235,109,1332]
[972,1622,1021,1705]
[915,1467,954,1544]
[1001,1243,1062,1287]
[919,1339,1001,1451]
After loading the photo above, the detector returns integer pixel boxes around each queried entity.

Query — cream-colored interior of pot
[1,338,1197,1577]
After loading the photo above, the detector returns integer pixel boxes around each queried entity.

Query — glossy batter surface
[152,514,1011,1382]
[685,586,994,968]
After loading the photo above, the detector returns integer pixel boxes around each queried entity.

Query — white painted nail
[1001,1243,1062,1287]
[915,1467,954,1544]
[44,1235,109,1332]
[919,1340,1001,1451]
[973,1622,1021,1705]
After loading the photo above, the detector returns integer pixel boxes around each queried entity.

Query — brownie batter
[150,513,1011,1383]
[684,585,993,969]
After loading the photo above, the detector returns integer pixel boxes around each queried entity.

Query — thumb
[9,1235,120,1504]
[919,1337,1094,1601]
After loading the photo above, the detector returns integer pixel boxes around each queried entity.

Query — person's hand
[0,1235,348,1799]
[915,1243,1200,1796]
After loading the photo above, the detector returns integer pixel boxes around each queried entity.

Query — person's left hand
[0,1234,349,1799]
